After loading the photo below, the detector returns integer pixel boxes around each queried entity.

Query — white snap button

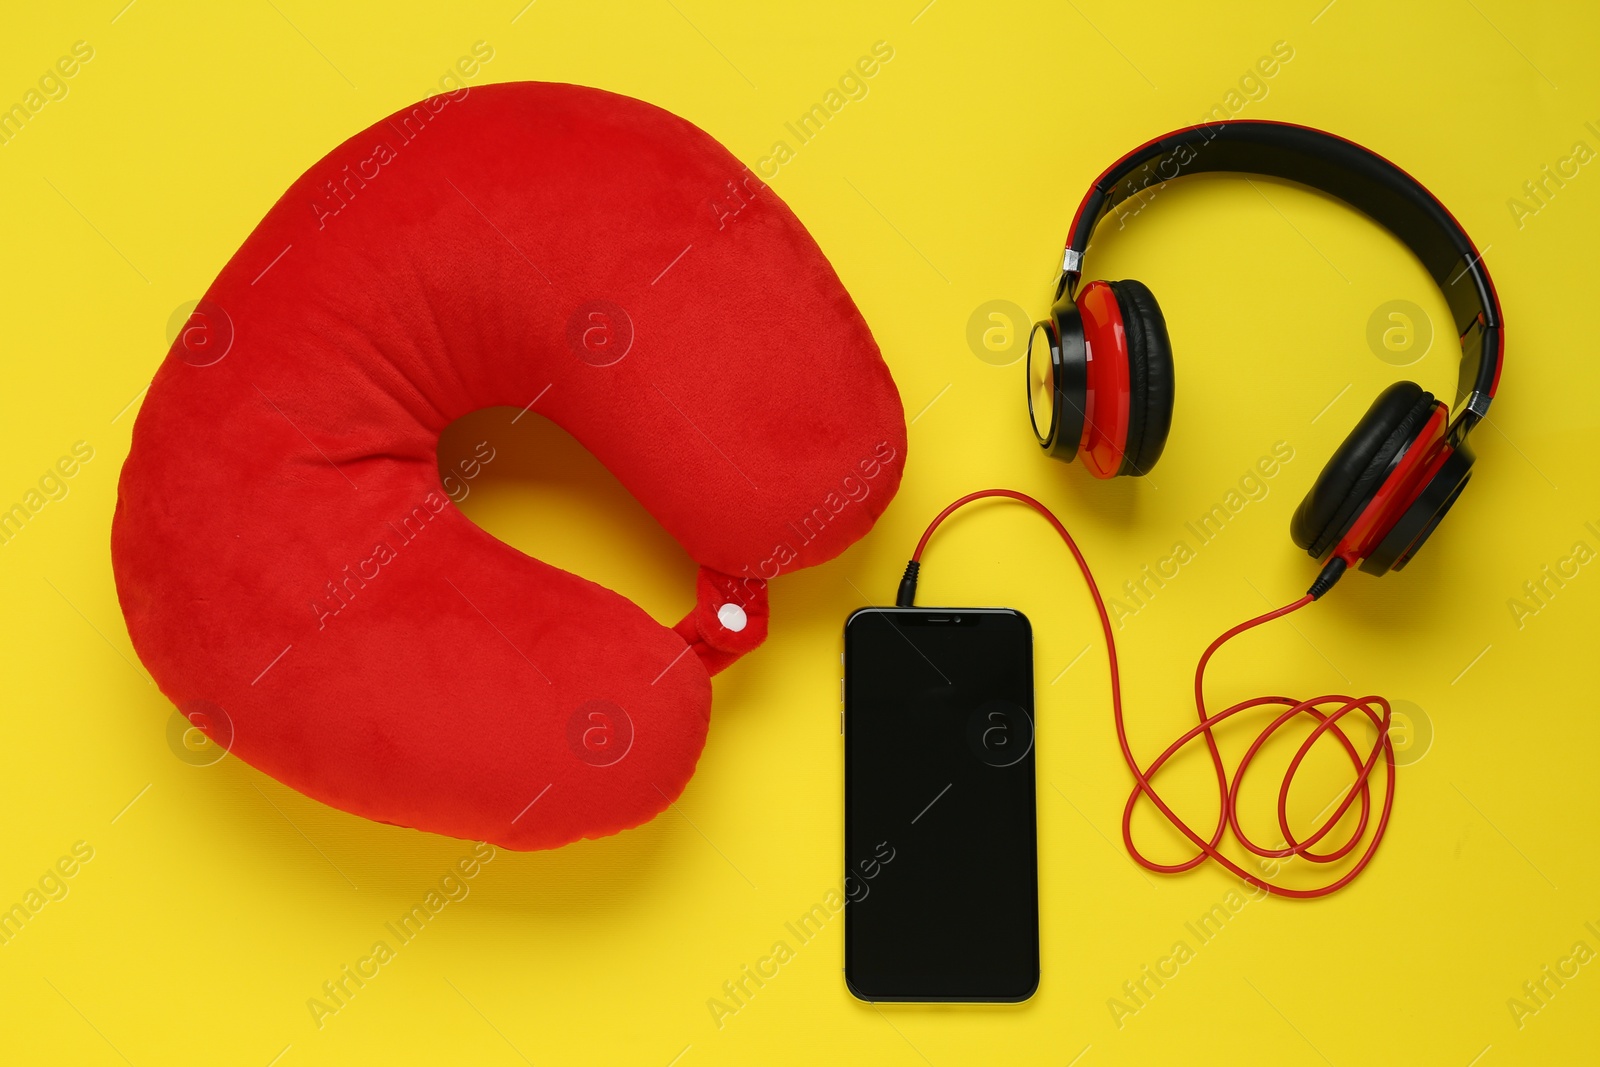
[717,603,748,632]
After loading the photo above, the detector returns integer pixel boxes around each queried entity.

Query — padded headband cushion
[112,82,907,850]
[1290,381,1432,558]
[1108,280,1174,476]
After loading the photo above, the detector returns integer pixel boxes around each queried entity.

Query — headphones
[1026,120,1503,581]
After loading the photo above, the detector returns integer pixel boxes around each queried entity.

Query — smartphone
[842,606,1039,1003]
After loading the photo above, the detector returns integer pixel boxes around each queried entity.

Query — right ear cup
[1106,280,1174,477]
[1291,382,1436,559]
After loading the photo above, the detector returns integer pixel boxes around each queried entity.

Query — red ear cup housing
[1363,438,1472,573]
[1027,279,1173,479]
[1292,382,1432,558]
[1290,381,1462,573]
[1076,281,1133,478]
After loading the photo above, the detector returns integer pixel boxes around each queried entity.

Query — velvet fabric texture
[112,82,906,849]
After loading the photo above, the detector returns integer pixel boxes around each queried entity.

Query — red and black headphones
[1027,120,1504,586]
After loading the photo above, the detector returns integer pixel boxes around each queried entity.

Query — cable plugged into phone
[895,560,921,608]
[899,489,1395,900]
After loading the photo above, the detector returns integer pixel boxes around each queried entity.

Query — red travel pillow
[112,81,906,850]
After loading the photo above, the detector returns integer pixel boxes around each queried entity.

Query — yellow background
[3,1,1597,1064]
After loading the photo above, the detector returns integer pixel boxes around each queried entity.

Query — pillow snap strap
[672,566,768,675]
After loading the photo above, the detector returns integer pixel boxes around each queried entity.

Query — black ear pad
[1107,280,1174,477]
[1290,381,1436,558]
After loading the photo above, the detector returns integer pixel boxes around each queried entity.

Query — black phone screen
[843,607,1039,1002]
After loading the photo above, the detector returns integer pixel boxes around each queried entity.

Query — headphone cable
[895,489,1395,899]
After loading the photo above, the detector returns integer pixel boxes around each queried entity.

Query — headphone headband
[1060,120,1503,439]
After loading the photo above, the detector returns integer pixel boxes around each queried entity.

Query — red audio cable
[895,489,1395,899]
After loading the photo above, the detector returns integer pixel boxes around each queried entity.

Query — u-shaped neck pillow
[112,81,906,849]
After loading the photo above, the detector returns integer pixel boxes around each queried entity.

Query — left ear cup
[1291,382,1436,559]
[1106,280,1174,477]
